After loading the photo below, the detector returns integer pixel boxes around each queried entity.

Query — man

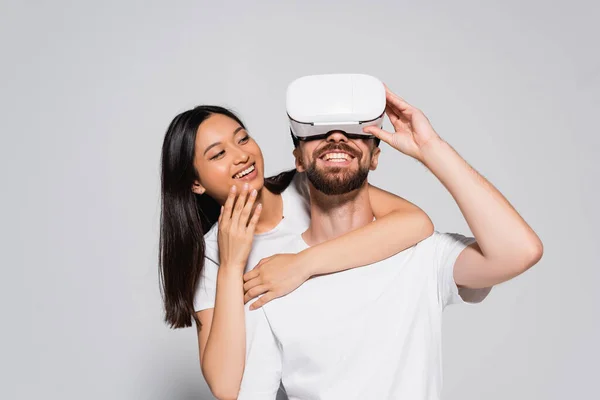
[237,86,543,399]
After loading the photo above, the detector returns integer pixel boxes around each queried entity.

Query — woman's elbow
[207,381,239,400]
[211,388,238,400]
[202,365,240,400]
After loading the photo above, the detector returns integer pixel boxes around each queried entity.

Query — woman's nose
[232,147,250,164]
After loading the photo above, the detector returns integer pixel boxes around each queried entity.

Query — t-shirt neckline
[253,189,290,238]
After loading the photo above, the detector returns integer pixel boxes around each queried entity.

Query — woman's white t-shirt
[194,172,311,312]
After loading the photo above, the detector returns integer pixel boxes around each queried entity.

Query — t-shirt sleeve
[237,309,282,399]
[193,255,219,312]
[434,232,491,308]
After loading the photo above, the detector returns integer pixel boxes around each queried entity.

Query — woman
[159,105,434,399]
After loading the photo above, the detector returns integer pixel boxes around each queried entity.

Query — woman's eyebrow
[203,126,244,155]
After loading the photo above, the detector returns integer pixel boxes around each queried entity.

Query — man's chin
[306,171,368,196]
[315,165,357,175]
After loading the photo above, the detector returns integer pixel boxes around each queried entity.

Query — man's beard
[305,144,370,195]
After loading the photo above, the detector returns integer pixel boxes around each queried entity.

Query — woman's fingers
[249,292,276,310]
[221,185,237,222]
[243,277,261,293]
[244,284,268,304]
[245,259,269,282]
[230,183,249,228]
[239,189,258,227]
[246,202,262,236]
[243,267,260,282]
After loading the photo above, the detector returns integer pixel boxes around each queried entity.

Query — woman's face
[192,114,265,204]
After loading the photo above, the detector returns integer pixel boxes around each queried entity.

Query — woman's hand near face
[218,183,262,271]
[199,183,261,399]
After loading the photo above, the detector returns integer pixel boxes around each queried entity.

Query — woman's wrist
[296,247,321,279]
[218,264,245,280]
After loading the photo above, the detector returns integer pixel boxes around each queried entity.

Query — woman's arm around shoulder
[242,184,434,309]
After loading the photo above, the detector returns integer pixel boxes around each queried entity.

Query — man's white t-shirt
[193,171,491,399]
[237,233,491,400]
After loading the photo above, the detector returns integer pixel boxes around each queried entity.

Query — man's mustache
[314,143,361,159]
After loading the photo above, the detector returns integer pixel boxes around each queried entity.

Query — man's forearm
[421,138,543,265]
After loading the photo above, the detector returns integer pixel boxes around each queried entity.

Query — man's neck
[302,182,374,246]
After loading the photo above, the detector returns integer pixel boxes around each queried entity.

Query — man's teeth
[235,164,255,179]
[323,152,351,161]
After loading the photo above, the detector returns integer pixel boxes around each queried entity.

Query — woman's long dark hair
[159,105,296,328]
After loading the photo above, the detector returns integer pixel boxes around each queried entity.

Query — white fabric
[193,171,310,312]
[193,172,490,399]
[238,232,490,400]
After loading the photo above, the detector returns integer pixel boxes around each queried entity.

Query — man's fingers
[385,105,401,125]
[385,86,411,111]
[385,106,412,132]
[384,88,416,122]
[249,293,276,310]
[363,126,394,144]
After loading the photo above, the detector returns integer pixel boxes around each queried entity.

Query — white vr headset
[286,73,385,141]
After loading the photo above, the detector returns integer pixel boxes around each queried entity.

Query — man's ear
[191,181,206,195]
[369,146,381,171]
[293,148,305,172]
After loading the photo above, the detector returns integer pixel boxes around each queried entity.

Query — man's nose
[325,131,349,143]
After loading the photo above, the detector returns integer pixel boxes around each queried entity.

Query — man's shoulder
[409,230,475,262]
[429,231,476,248]
[416,231,473,247]
[386,231,439,257]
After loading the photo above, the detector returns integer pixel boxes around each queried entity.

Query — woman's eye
[239,135,250,144]
[210,150,225,160]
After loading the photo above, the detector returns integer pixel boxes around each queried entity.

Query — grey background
[1,0,598,399]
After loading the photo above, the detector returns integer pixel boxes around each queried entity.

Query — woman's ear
[293,148,305,172]
[191,181,206,195]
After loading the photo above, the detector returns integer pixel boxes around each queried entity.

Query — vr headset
[286,73,385,141]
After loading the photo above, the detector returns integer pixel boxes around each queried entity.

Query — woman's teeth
[234,164,255,179]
